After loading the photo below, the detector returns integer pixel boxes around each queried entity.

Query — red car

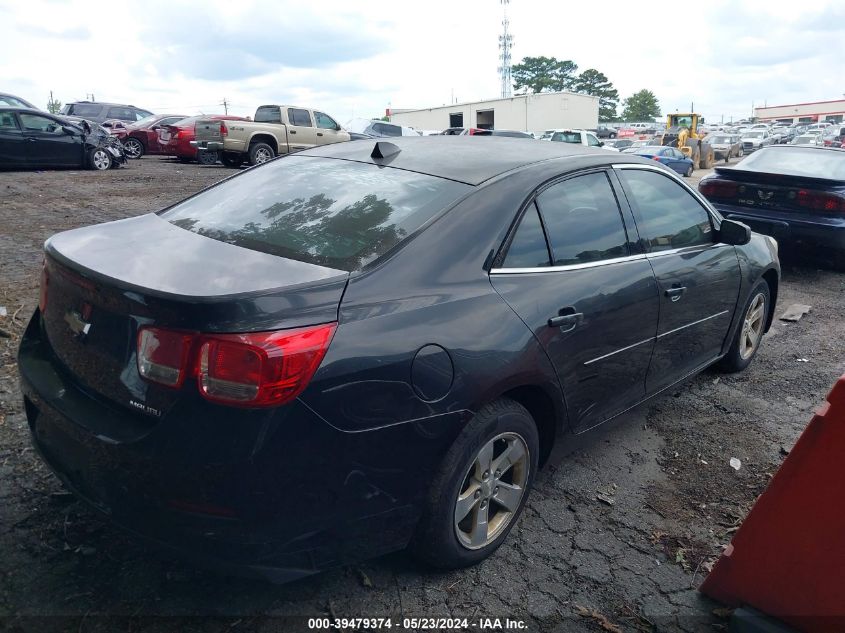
[158,115,248,163]
[113,114,189,158]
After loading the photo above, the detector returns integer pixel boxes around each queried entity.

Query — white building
[389,91,599,135]
[754,99,845,125]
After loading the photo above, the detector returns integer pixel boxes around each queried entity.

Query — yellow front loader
[659,113,714,172]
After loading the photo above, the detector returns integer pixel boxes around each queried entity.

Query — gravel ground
[1,156,843,633]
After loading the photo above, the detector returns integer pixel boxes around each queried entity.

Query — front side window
[19,114,64,134]
[106,107,134,120]
[503,204,551,268]
[586,134,601,146]
[536,172,628,266]
[161,156,471,272]
[314,111,338,130]
[288,108,313,127]
[619,169,713,252]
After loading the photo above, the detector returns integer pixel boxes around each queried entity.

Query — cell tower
[498,0,513,99]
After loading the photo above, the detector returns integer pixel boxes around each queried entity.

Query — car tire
[177,156,192,164]
[610,133,617,139]
[410,398,539,569]
[88,147,113,171]
[685,164,694,177]
[197,150,219,166]
[716,280,770,373]
[123,137,144,159]
[221,153,243,168]
[248,142,275,166]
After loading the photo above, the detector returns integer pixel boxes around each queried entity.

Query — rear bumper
[190,140,224,151]
[17,311,448,581]
[713,204,845,251]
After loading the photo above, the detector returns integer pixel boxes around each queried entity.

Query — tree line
[511,56,661,122]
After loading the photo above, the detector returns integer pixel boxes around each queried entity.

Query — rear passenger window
[373,123,402,137]
[288,108,313,127]
[70,103,102,117]
[619,169,713,252]
[536,172,628,266]
[503,204,551,268]
[107,107,134,120]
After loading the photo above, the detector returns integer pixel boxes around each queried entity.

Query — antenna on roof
[372,141,401,160]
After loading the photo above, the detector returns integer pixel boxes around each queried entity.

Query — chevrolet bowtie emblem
[64,310,91,338]
[757,190,774,201]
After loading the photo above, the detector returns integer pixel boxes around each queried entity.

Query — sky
[1,0,843,125]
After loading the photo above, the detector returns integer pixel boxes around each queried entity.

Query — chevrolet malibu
[19,137,780,582]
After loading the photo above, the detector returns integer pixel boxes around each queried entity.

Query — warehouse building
[754,99,845,125]
[389,90,599,134]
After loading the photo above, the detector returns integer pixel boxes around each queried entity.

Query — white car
[544,129,603,148]
[345,118,420,137]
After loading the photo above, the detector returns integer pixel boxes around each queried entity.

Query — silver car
[708,134,743,162]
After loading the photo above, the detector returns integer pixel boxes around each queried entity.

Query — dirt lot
[1,157,844,633]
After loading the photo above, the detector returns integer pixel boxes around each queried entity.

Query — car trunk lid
[41,214,347,416]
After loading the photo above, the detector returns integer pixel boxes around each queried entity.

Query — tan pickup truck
[191,105,350,167]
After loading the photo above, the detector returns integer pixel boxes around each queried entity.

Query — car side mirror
[598,141,604,147]
[719,219,751,245]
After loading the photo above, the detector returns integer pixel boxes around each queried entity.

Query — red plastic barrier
[700,374,845,632]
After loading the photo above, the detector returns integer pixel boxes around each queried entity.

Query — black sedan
[0,107,125,170]
[699,146,845,259]
[19,137,779,582]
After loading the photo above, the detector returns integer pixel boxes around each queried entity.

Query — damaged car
[0,107,126,170]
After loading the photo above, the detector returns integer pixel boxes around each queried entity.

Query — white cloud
[1,0,843,124]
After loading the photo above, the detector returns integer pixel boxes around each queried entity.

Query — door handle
[548,307,583,332]
[26,137,38,142]
[665,286,687,302]
[317,132,323,137]
[290,130,297,134]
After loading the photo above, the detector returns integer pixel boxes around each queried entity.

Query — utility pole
[498,0,513,99]
[220,98,229,115]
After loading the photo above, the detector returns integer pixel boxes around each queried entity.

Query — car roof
[0,106,56,116]
[298,136,643,186]
[67,101,141,107]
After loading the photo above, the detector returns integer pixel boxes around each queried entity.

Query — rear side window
[536,172,628,266]
[0,112,19,130]
[619,169,713,252]
[255,106,282,123]
[161,156,471,271]
[373,123,402,137]
[503,204,551,268]
[288,108,313,127]
[69,103,102,117]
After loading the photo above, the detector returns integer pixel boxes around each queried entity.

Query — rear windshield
[161,156,472,271]
[735,147,845,180]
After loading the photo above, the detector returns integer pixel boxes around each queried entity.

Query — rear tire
[716,280,770,373]
[87,147,112,171]
[685,163,694,177]
[197,150,219,166]
[410,398,539,569]
[248,142,275,166]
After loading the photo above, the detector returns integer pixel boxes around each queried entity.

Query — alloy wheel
[454,432,529,550]
[739,292,766,360]
[92,149,111,170]
[254,148,272,164]
[124,139,143,158]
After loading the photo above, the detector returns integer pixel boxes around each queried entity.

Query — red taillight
[136,323,336,407]
[137,327,194,388]
[796,190,845,214]
[699,178,739,199]
[220,122,228,136]
[198,324,336,407]
[39,260,49,315]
